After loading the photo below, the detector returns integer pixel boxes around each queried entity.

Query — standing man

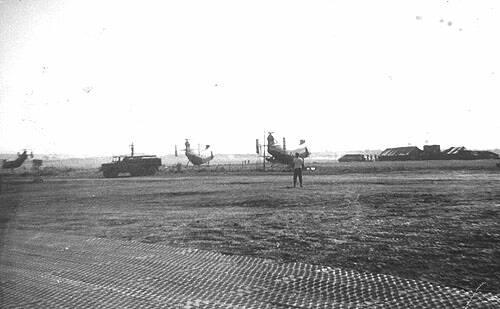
[293,152,304,188]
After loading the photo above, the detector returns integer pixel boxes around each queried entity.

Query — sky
[0,0,499,157]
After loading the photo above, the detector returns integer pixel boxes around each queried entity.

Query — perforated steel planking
[1,231,499,308]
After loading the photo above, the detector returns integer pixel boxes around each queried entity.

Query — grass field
[7,157,500,178]
[1,165,499,295]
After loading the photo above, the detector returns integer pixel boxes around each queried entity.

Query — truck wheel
[148,167,157,175]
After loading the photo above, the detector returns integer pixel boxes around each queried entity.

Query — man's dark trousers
[293,168,303,187]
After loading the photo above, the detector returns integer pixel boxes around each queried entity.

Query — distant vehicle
[101,144,161,178]
[175,139,214,166]
[2,150,32,169]
[256,132,310,166]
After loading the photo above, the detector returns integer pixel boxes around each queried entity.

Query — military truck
[100,144,161,178]
[101,155,161,178]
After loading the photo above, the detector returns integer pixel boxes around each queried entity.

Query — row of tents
[338,145,499,162]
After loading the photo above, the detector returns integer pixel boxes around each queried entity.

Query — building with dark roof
[338,154,366,162]
[470,151,499,159]
[422,145,443,160]
[378,146,423,161]
[442,146,468,158]
[378,145,498,161]
[442,147,499,160]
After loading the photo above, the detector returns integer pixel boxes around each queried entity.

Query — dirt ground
[1,170,499,294]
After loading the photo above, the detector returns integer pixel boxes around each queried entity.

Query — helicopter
[256,132,310,166]
[2,150,33,170]
[175,139,214,166]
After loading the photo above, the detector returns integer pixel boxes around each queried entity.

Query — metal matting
[1,231,499,308]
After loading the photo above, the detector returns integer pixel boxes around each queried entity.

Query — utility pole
[263,131,266,171]
[256,132,268,171]
[130,143,134,156]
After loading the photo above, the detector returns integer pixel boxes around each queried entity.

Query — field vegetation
[1,161,499,294]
